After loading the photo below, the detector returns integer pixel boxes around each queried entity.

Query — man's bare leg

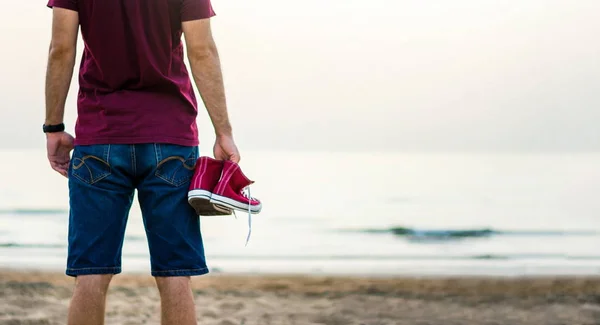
[67,274,113,325]
[155,276,198,325]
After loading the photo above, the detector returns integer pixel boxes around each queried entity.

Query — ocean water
[1,150,599,276]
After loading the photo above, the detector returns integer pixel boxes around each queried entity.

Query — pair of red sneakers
[188,156,262,215]
[187,157,262,244]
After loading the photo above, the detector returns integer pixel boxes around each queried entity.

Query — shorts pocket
[154,144,198,187]
[70,145,112,185]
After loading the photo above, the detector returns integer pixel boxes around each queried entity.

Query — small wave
[125,235,146,242]
[473,254,510,260]
[472,254,600,260]
[195,254,600,261]
[359,227,495,239]
[403,228,495,239]
[0,242,64,248]
[354,227,598,240]
[0,208,68,215]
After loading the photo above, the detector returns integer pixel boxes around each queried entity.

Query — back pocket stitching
[71,148,112,185]
[155,146,197,187]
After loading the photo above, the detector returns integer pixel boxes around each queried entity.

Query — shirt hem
[47,2,78,12]
[73,136,199,147]
[181,11,216,22]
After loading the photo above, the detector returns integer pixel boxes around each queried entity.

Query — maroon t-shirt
[47,0,215,146]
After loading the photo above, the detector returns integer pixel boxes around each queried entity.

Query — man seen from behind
[44,0,238,324]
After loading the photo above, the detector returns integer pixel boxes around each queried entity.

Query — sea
[1,150,599,277]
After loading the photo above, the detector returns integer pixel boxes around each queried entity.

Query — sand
[1,270,599,325]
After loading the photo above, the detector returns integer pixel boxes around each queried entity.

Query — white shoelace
[231,186,254,246]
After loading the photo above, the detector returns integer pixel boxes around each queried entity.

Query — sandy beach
[0,270,599,325]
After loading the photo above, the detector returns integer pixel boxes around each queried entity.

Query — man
[44,1,239,324]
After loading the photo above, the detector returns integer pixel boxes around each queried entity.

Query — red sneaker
[210,160,262,214]
[210,160,262,245]
[188,157,232,216]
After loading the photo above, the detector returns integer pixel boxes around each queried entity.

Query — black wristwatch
[43,123,65,133]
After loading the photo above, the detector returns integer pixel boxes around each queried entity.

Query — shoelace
[231,186,254,246]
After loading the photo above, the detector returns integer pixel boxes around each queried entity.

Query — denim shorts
[66,143,208,277]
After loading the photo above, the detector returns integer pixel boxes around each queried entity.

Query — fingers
[50,160,69,178]
[58,169,68,178]
[46,136,74,178]
[229,153,241,164]
[213,149,226,161]
[214,149,240,163]
[213,139,241,163]
[51,165,68,178]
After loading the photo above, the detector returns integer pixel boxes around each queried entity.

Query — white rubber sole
[210,194,262,214]
[188,189,212,201]
[188,190,231,216]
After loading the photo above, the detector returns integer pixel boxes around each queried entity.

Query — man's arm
[45,7,79,125]
[182,19,232,137]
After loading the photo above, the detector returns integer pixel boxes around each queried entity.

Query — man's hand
[214,135,240,163]
[46,132,75,177]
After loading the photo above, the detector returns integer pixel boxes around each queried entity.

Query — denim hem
[151,267,209,277]
[66,266,122,277]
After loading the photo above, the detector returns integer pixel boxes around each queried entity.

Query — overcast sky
[0,0,598,152]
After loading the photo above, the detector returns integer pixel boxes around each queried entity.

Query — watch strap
[43,123,65,133]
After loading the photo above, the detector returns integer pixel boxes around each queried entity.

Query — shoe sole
[188,190,231,216]
[210,194,262,214]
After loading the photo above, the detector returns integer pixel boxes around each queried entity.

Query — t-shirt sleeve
[47,0,78,11]
[181,0,216,22]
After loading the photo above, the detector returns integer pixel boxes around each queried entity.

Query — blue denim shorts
[66,143,208,277]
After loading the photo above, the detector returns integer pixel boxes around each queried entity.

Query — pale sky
[0,0,598,151]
